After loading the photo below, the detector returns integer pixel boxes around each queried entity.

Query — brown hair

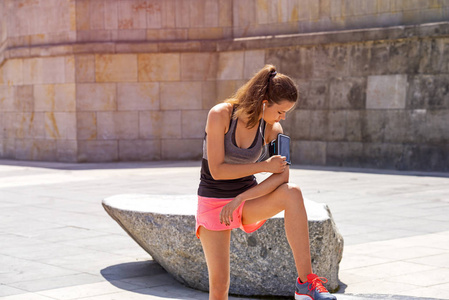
[226,64,298,128]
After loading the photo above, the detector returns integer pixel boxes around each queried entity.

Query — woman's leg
[241,183,312,282]
[198,226,232,300]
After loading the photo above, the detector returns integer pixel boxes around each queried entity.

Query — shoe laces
[308,276,329,293]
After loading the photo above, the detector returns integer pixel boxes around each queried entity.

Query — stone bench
[102,194,343,297]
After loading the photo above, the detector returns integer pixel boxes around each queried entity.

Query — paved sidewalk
[0,160,448,300]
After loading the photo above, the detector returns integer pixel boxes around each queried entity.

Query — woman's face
[262,100,295,125]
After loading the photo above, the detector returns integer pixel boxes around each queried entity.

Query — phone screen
[278,134,291,165]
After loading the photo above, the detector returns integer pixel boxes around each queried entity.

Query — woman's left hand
[219,197,243,226]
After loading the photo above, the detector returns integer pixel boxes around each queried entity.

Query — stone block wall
[0,0,448,171]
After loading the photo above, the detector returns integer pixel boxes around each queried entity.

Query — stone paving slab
[0,160,448,300]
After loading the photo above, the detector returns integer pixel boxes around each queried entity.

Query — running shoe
[295,273,337,300]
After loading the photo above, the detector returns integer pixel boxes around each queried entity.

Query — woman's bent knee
[279,183,303,198]
[283,183,304,207]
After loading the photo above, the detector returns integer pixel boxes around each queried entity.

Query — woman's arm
[239,166,289,202]
[206,104,286,180]
[219,167,289,225]
[219,121,290,225]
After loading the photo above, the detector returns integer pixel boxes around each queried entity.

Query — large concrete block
[34,85,55,112]
[174,0,190,27]
[361,110,386,143]
[407,75,449,109]
[0,85,15,112]
[160,82,202,110]
[16,112,45,139]
[95,54,138,82]
[313,45,349,78]
[0,138,15,159]
[44,112,76,140]
[77,112,97,140]
[348,43,371,76]
[368,41,390,75]
[243,50,265,79]
[426,110,449,144]
[181,110,208,138]
[102,194,343,296]
[329,77,366,109]
[291,140,327,165]
[56,140,78,163]
[15,85,33,112]
[217,51,244,80]
[309,110,329,140]
[139,110,181,139]
[2,59,23,86]
[161,139,202,160]
[382,110,405,143]
[138,53,180,82]
[35,84,76,112]
[216,80,245,103]
[403,144,449,172]
[0,114,4,139]
[75,55,95,83]
[181,53,218,81]
[78,140,118,162]
[388,39,421,74]
[367,75,407,109]
[1,113,17,139]
[65,56,76,83]
[23,57,67,85]
[345,110,363,142]
[119,140,161,161]
[266,47,313,80]
[418,38,449,74]
[204,0,219,27]
[104,0,119,29]
[201,81,218,109]
[89,1,108,30]
[117,82,159,111]
[300,80,328,109]
[161,0,176,28]
[283,109,311,140]
[97,111,139,140]
[326,141,363,168]
[362,143,405,170]
[76,0,90,30]
[233,0,256,30]
[118,0,146,29]
[15,139,57,161]
[189,0,205,28]
[76,83,117,111]
[218,0,233,27]
[144,1,162,29]
[327,110,346,141]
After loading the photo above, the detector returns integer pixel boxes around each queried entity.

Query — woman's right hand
[265,155,287,173]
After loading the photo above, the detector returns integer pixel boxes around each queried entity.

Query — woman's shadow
[100,260,208,299]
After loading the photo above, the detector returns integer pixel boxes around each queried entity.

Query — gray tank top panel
[202,115,265,164]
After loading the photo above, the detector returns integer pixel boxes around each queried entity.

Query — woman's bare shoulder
[206,102,233,133]
[208,102,233,122]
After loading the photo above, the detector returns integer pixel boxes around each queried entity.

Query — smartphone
[269,133,291,165]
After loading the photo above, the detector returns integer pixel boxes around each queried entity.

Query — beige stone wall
[2,0,449,52]
[0,0,448,171]
[0,56,76,161]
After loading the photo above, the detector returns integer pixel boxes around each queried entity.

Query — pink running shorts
[196,195,266,238]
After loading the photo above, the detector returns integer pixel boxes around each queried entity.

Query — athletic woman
[196,64,337,300]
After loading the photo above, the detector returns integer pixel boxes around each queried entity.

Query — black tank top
[198,110,266,198]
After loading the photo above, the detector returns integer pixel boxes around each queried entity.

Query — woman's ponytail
[225,64,298,128]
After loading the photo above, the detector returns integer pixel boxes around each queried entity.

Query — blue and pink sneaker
[295,274,337,300]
